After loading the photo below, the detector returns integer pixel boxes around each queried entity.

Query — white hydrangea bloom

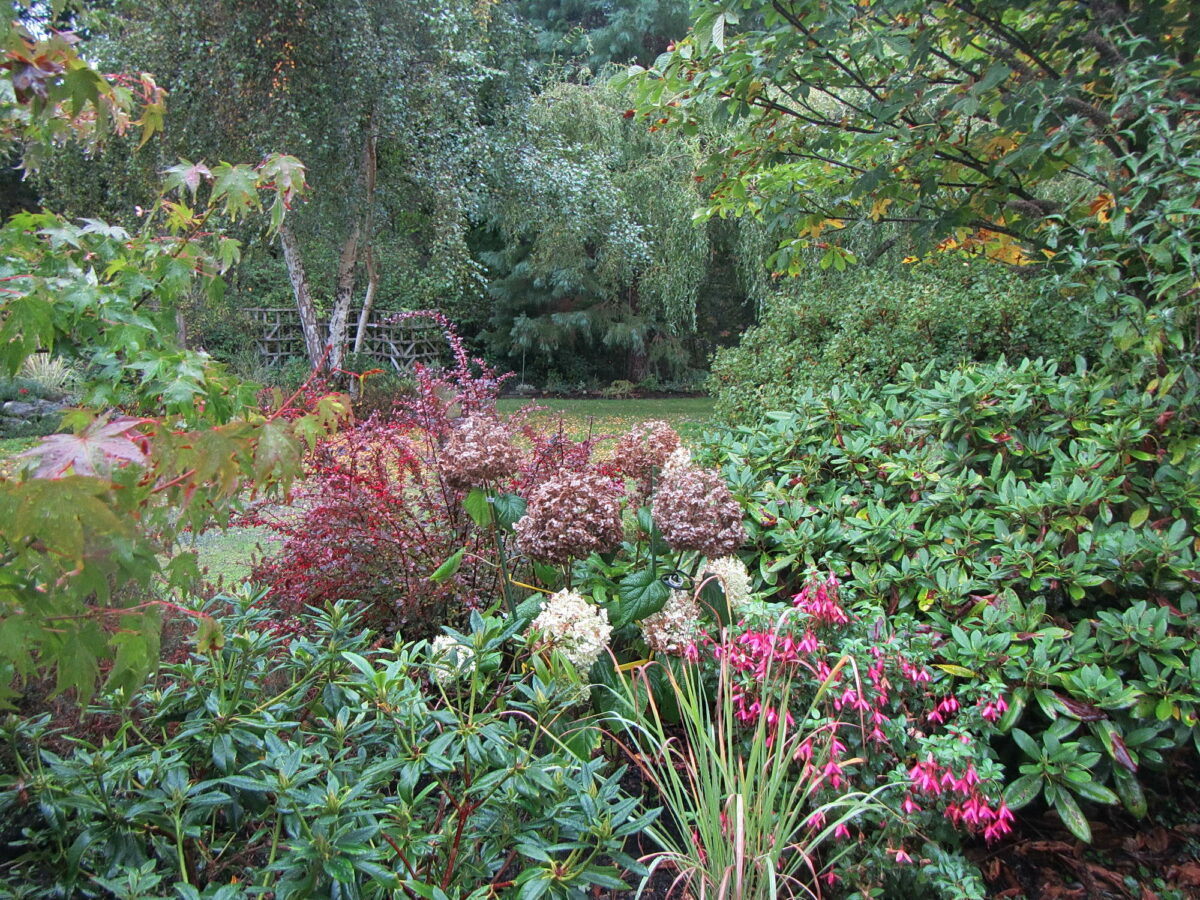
[705,556,752,612]
[429,634,476,684]
[530,589,613,673]
[662,446,692,476]
[641,590,701,657]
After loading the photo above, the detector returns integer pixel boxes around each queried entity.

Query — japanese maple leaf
[19,415,150,479]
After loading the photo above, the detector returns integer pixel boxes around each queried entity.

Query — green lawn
[496,396,716,451]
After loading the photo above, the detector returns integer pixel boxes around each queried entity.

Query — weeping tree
[511,0,690,72]
[44,0,506,370]
[473,78,720,385]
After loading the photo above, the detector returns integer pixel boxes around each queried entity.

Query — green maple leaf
[210,163,262,220]
[163,159,213,197]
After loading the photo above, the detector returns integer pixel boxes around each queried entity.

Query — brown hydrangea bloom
[614,420,681,482]
[515,470,624,564]
[652,460,746,558]
[441,414,522,490]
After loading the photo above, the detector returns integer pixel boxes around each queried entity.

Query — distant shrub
[709,258,1098,421]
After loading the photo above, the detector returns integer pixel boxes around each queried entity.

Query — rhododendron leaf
[1071,778,1119,806]
[1112,768,1148,818]
[932,664,977,679]
[998,689,1027,732]
[615,567,669,628]
[1003,774,1042,811]
[1053,790,1092,843]
[430,548,464,583]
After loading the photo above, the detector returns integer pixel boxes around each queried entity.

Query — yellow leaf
[869,197,894,221]
[933,664,978,678]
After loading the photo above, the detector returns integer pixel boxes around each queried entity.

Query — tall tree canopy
[47,0,514,368]
[514,0,689,72]
[629,0,1200,363]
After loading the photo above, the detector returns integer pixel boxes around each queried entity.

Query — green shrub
[708,259,1098,421]
[0,593,649,898]
[701,357,1200,840]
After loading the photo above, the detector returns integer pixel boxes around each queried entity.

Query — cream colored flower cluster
[530,588,613,673]
[514,470,623,564]
[429,634,476,684]
[641,590,701,657]
[441,414,522,490]
[652,453,746,559]
[704,556,752,612]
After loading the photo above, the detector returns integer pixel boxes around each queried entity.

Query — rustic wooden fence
[244,308,445,372]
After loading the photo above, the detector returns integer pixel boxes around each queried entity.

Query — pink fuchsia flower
[908,755,942,795]
[819,759,845,790]
[833,823,851,840]
[983,801,1015,843]
[979,694,1009,723]
[892,848,913,865]
[792,572,850,626]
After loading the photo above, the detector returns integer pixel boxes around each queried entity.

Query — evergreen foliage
[514,0,689,72]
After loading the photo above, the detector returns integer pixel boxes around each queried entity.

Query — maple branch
[152,468,197,495]
[267,344,332,421]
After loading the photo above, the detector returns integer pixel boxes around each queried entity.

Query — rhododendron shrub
[697,572,1010,895]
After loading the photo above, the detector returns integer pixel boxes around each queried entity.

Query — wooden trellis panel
[244,308,444,372]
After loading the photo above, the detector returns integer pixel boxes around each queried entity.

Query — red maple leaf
[19,416,150,479]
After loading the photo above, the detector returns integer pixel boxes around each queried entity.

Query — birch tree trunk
[326,221,361,372]
[352,132,379,355]
[279,223,325,367]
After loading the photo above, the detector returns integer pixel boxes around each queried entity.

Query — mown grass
[496,396,716,454]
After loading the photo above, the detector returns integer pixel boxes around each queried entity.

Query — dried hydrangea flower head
[514,469,623,564]
[652,457,746,558]
[429,634,476,684]
[704,556,752,612]
[614,420,681,492]
[530,588,613,673]
[441,413,522,490]
[641,590,701,657]
[662,446,691,475]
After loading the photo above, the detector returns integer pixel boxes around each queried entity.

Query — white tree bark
[279,223,325,367]
[352,132,379,356]
[326,221,361,372]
